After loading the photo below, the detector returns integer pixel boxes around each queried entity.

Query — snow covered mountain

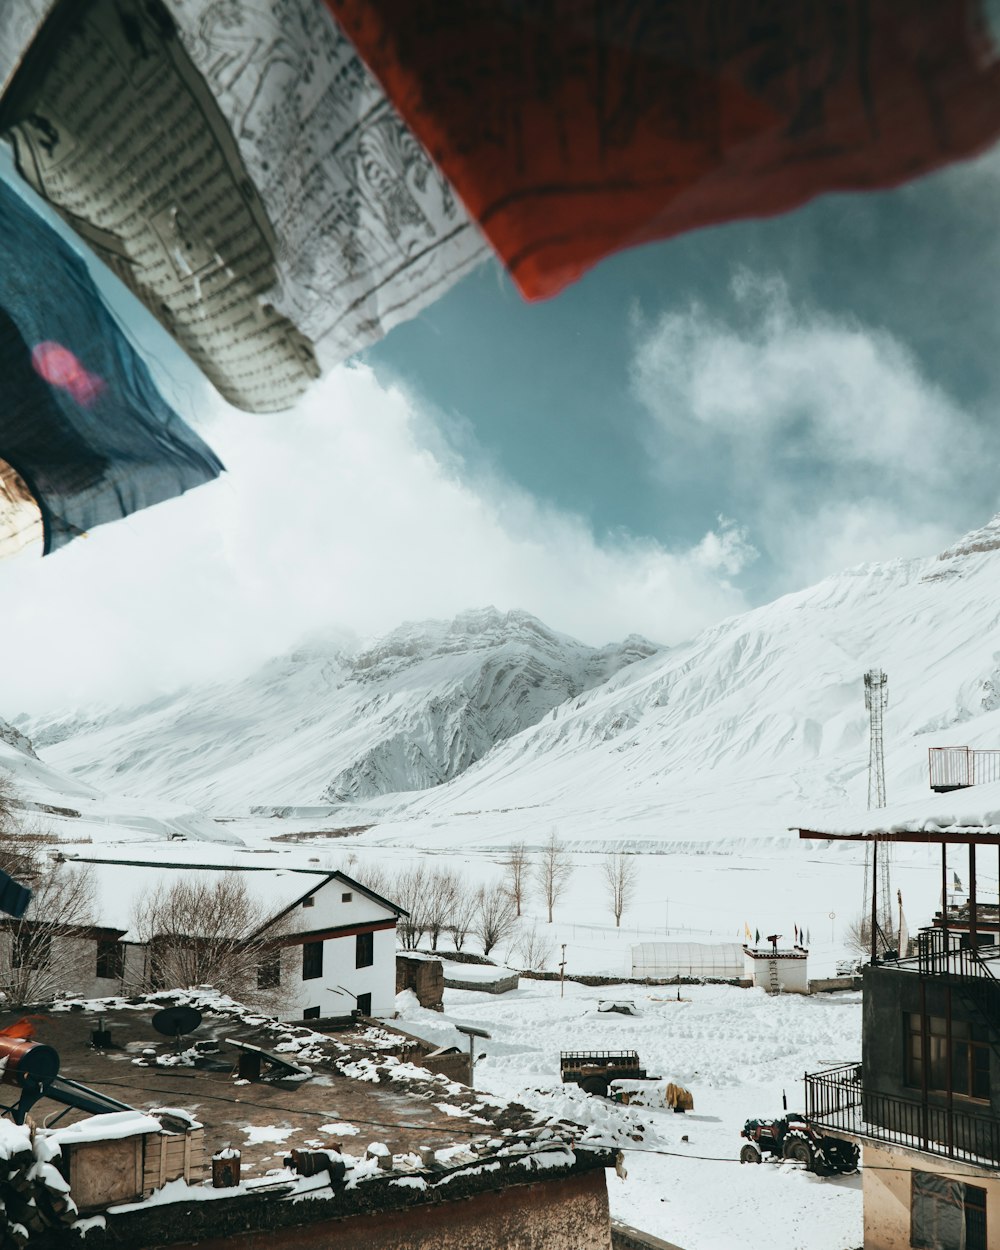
[22,608,659,810]
[11,516,1000,852]
[368,514,1000,850]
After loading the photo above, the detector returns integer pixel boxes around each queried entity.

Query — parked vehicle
[560,1050,646,1097]
[739,1113,859,1175]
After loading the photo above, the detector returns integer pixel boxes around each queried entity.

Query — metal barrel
[0,1037,60,1087]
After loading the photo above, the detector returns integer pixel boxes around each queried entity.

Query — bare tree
[514,922,554,972]
[0,773,95,1004]
[424,868,458,952]
[473,885,517,959]
[844,907,894,960]
[602,852,638,928]
[535,832,573,923]
[449,885,478,952]
[0,857,95,1006]
[130,873,292,1012]
[388,864,429,951]
[502,842,530,916]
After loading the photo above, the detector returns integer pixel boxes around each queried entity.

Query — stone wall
[396,954,444,1011]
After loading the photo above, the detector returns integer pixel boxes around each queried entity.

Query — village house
[0,993,616,1250]
[0,856,405,1020]
[798,809,1000,1250]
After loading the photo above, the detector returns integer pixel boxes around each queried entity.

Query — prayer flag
[331,1,1000,300]
[0,175,222,555]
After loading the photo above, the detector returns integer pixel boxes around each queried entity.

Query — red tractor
[740,1113,859,1175]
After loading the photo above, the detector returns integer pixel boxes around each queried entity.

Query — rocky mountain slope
[22,608,659,810]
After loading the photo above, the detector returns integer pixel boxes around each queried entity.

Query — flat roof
[4,995,546,1179]
[795,779,1000,845]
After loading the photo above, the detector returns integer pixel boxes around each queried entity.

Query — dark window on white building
[302,940,323,980]
[356,931,374,968]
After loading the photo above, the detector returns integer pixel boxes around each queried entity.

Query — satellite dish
[152,1005,203,1040]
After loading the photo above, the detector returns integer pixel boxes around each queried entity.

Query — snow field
[396,977,863,1250]
[333,840,947,979]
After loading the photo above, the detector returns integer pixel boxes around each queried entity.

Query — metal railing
[929,746,1000,790]
[805,1064,1000,1168]
[917,927,1000,981]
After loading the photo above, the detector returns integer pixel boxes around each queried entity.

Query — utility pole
[559,945,567,998]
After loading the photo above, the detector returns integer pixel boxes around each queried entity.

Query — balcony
[929,746,1000,792]
[805,1063,1000,1169]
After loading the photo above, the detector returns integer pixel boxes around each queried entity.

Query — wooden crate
[142,1128,207,1194]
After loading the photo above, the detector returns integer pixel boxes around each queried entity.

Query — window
[257,949,281,989]
[302,940,323,980]
[356,931,374,968]
[302,895,315,908]
[12,930,50,970]
[912,1171,986,1250]
[95,939,125,980]
[303,1006,320,1020]
[906,1013,990,1100]
[356,992,371,1016]
[341,892,353,903]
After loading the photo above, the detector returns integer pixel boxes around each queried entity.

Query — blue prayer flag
[0,176,223,554]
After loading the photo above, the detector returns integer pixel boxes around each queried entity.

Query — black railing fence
[805,1065,1000,1169]
[917,927,1000,981]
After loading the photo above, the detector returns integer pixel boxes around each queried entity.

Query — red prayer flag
[329,1,1000,300]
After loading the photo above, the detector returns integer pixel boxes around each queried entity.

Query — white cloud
[630,272,992,583]
[690,517,758,576]
[0,364,753,714]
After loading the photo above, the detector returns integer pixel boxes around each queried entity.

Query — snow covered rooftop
[60,857,333,938]
[797,779,1000,842]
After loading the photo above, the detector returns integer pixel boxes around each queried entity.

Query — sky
[2,141,1000,716]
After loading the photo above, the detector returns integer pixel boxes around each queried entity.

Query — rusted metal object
[211,1149,241,1188]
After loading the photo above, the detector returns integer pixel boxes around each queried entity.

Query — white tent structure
[630,942,744,980]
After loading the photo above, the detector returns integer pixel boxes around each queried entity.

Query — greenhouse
[629,942,745,980]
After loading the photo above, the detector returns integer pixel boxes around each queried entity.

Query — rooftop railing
[929,746,1000,791]
[917,927,1000,981]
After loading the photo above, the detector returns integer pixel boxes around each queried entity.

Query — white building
[742,942,809,994]
[13,858,404,1020]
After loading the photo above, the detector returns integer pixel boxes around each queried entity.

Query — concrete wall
[862,1140,1000,1250]
[281,878,397,935]
[283,926,397,1020]
[743,952,809,993]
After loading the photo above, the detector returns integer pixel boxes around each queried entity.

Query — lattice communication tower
[864,669,888,810]
[862,669,893,957]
